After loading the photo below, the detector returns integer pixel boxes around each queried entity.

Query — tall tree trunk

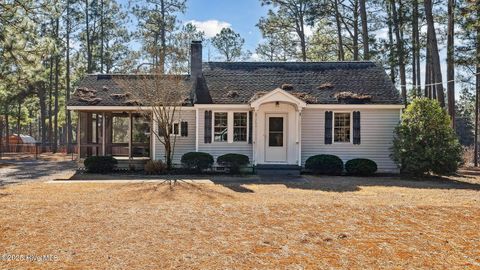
[298,22,307,61]
[66,0,73,153]
[387,2,395,83]
[412,0,420,96]
[16,101,21,136]
[160,0,166,73]
[38,83,47,145]
[447,0,455,127]
[359,0,369,59]
[48,54,53,146]
[475,0,480,166]
[352,0,359,60]
[28,110,33,137]
[100,0,104,73]
[85,0,92,73]
[425,44,432,98]
[5,108,9,148]
[424,0,445,107]
[391,0,407,106]
[334,0,345,61]
[53,16,60,153]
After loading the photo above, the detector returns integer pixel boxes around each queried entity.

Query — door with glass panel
[265,114,287,162]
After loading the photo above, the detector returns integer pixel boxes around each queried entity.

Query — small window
[334,113,351,143]
[170,122,180,136]
[233,112,247,142]
[214,112,228,142]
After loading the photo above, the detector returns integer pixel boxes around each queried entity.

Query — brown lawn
[1,174,480,269]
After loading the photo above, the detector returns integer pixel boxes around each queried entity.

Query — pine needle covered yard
[1,175,479,269]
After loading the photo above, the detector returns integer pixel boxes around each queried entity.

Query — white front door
[265,114,287,162]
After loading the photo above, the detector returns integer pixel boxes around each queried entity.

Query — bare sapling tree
[129,67,190,170]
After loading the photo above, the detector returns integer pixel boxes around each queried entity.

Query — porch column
[252,109,258,165]
[297,108,302,166]
[77,111,81,160]
[128,112,132,158]
[102,112,106,155]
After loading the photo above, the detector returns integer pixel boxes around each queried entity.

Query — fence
[0,143,78,160]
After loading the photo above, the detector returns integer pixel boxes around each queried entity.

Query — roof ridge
[205,61,376,64]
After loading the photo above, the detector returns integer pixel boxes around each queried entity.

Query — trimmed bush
[181,152,214,172]
[84,156,118,173]
[391,98,463,175]
[345,158,377,176]
[144,160,167,175]
[217,153,250,174]
[305,154,343,175]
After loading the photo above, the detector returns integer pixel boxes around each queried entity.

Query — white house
[67,41,403,173]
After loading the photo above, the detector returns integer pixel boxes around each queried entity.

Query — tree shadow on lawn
[211,174,480,193]
[115,179,236,201]
[66,170,480,194]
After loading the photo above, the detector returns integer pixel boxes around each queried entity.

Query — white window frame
[213,112,229,142]
[332,111,353,144]
[171,121,181,136]
[233,112,248,142]
[211,111,250,144]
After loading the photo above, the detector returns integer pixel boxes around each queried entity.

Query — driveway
[0,159,76,186]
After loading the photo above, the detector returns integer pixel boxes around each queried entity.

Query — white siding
[301,108,401,173]
[197,109,253,163]
[154,110,196,164]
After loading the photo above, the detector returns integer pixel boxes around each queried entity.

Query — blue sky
[120,0,269,57]
[179,0,268,52]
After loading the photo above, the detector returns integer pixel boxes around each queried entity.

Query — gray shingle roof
[202,61,402,104]
[68,74,192,106]
[68,61,402,106]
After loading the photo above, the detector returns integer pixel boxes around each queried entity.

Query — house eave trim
[306,104,404,109]
[67,106,196,111]
[193,104,251,109]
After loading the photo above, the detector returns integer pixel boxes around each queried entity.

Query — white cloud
[304,25,314,37]
[186,20,231,38]
[249,52,262,62]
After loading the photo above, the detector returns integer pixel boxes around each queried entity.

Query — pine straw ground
[1,174,480,269]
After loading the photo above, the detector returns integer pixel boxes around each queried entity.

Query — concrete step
[255,164,301,176]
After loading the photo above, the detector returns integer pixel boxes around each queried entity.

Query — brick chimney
[191,40,202,79]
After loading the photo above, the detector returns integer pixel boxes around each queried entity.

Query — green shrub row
[305,154,377,176]
[181,152,250,174]
[84,153,376,176]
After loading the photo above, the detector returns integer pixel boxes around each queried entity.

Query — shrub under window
[217,153,250,174]
[305,154,343,175]
[84,156,118,173]
[345,158,377,176]
[144,160,167,175]
[181,152,214,172]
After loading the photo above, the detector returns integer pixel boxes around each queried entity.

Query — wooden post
[128,112,132,158]
[102,112,106,155]
[77,111,81,160]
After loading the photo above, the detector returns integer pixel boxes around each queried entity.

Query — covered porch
[76,109,152,169]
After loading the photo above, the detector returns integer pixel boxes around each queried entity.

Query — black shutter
[325,111,333,144]
[353,111,361,144]
[248,111,253,144]
[158,124,165,137]
[204,111,212,143]
[181,121,188,137]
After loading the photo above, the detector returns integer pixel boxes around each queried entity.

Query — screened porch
[77,111,152,164]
